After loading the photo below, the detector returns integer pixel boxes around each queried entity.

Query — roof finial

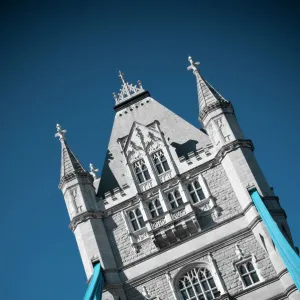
[119,71,126,85]
[113,71,145,105]
[187,56,200,74]
[55,123,67,141]
[89,163,99,179]
[118,70,131,97]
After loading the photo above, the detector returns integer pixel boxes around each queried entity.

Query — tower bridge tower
[56,57,299,300]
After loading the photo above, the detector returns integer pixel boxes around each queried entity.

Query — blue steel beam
[250,189,300,290]
[84,263,104,300]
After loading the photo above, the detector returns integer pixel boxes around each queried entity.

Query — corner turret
[55,124,126,298]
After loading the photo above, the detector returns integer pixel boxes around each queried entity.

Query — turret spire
[187,56,229,120]
[55,124,91,189]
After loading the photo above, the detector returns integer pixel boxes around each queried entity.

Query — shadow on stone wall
[171,140,198,159]
[97,150,120,198]
[102,213,124,270]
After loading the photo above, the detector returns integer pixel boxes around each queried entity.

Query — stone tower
[56,59,299,300]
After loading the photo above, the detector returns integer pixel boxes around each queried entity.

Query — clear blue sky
[1,1,299,299]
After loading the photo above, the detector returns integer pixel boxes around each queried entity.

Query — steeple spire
[55,124,91,189]
[187,56,229,120]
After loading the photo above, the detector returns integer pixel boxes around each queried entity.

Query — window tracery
[152,150,170,174]
[178,267,221,300]
[133,159,151,183]
[148,199,164,218]
[168,190,184,209]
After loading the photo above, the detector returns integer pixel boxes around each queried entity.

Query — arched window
[168,190,183,209]
[187,181,205,203]
[148,199,163,218]
[178,267,220,300]
[133,159,150,183]
[238,261,260,287]
[129,208,145,231]
[152,150,170,174]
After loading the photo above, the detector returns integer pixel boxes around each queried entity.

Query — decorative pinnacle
[119,70,130,95]
[89,163,99,179]
[235,243,244,259]
[119,70,126,85]
[187,56,200,74]
[55,123,67,141]
[113,71,144,104]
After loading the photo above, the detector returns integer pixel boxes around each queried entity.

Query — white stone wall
[103,211,158,267]
[124,234,277,300]
[201,164,243,227]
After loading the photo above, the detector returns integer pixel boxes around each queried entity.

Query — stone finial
[187,56,200,73]
[89,163,99,179]
[113,71,144,105]
[235,243,244,259]
[55,123,67,141]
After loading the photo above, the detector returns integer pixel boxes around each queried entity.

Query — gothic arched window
[187,181,205,203]
[168,190,183,209]
[152,150,170,174]
[133,159,151,183]
[129,208,145,231]
[178,267,220,300]
[148,199,163,218]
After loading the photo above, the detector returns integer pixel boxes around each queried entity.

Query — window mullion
[196,272,205,300]
[188,272,198,300]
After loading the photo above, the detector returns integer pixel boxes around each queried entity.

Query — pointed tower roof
[55,124,92,189]
[187,56,232,121]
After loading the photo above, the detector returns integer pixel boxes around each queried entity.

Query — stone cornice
[69,210,104,232]
[114,91,150,112]
[214,139,254,164]
[199,100,234,122]
[58,171,93,190]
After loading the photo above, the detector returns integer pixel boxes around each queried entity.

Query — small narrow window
[168,189,183,209]
[129,208,145,231]
[238,260,260,287]
[148,199,164,218]
[133,159,150,183]
[152,150,170,174]
[188,180,205,203]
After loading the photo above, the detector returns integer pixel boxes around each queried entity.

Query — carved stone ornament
[235,243,245,259]
[69,211,103,231]
[139,180,153,192]
[215,139,254,164]
[136,232,150,242]
[151,217,166,230]
[127,148,143,163]
[158,170,172,183]
[89,163,99,179]
[113,71,144,105]
[171,209,187,220]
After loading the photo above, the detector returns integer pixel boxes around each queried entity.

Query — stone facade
[57,58,299,299]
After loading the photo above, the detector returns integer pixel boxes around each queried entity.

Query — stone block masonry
[124,234,277,299]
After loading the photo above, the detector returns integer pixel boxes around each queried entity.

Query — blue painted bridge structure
[250,189,300,290]
[84,263,104,300]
